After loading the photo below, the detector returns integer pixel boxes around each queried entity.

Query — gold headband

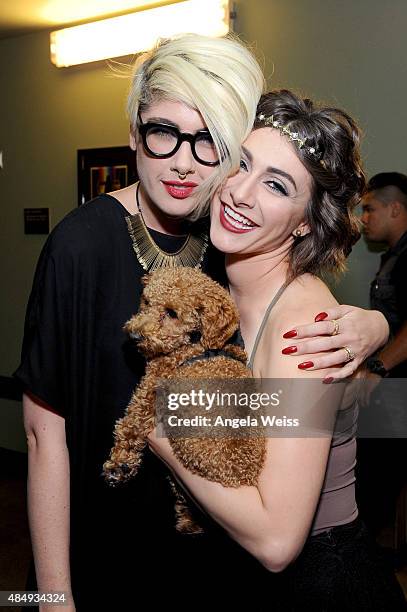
[256,113,323,163]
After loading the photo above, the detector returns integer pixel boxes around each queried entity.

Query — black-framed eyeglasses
[137,112,220,166]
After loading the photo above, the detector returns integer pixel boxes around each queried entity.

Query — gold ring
[331,319,340,336]
[343,346,356,363]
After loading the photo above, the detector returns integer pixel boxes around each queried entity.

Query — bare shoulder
[260,274,336,340]
[272,274,337,330]
[255,275,338,378]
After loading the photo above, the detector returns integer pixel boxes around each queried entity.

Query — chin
[209,219,244,254]
[157,197,198,220]
[364,233,380,243]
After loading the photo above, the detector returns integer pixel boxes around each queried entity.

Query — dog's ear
[198,288,239,350]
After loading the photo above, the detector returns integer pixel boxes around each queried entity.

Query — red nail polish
[298,361,314,370]
[323,377,334,384]
[283,330,297,339]
[282,346,297,355]
[315,312,328,322]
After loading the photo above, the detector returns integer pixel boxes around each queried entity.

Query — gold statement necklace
[126,182,209,272]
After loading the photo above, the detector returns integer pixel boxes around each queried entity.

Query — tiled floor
[1,448,406,608]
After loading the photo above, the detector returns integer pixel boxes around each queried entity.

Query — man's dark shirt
[370,230,407,377]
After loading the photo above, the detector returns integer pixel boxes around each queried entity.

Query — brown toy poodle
[103,267,266,533]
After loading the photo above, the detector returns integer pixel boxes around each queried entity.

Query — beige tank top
[248,283,358,536]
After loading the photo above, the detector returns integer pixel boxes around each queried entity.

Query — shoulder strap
[247,281,291,370]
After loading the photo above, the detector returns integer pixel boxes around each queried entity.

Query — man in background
[358,172,407,557]
[362,172,407,378]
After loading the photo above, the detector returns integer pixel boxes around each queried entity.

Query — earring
[294,229,302,237]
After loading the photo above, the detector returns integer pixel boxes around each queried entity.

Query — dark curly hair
[254,90,366,280]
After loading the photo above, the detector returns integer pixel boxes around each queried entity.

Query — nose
[171,140,195,177]
[360,211,368,225]
[229,173,256,209]
[126,312,154,336]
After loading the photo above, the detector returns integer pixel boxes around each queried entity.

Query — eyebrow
[241,145,297,190]
[144,116,179,127]
[144,116,209,133]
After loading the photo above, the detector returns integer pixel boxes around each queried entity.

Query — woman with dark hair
[148,90,407,610]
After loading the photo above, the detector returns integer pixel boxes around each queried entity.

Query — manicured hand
[281,306,389,381]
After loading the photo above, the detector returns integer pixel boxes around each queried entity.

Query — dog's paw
[102,462,133,486]
[175,516,205,535]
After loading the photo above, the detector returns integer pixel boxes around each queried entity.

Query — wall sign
[24,208,50,234]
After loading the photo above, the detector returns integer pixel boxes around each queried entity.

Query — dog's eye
[166,308,178,319]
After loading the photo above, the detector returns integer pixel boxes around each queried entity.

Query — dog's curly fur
[103,267,266,533]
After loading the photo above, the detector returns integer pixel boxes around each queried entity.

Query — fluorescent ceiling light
[42,1,163,25]
[50,0,230,68]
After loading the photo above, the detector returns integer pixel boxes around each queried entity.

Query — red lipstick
[162,180,198,199]
[219,203,257,234]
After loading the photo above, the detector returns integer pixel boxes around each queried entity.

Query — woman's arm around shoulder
[281,278,389,380]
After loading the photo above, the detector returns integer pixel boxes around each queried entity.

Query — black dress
[14,194,258,610]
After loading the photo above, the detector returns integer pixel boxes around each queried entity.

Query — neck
[148,343,205,371]
[388,224,407,249]
[138,183,188,236]
[226,239,292,306]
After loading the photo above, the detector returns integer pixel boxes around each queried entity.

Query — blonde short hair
[127,33,264,219]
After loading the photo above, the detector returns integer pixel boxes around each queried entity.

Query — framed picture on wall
[77,146,137,206]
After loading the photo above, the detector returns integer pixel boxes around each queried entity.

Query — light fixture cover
[50,0,230,67]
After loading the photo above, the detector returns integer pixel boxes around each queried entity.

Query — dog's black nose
[189,330,202,344]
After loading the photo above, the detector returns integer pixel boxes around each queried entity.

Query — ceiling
[0,0,179,39]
